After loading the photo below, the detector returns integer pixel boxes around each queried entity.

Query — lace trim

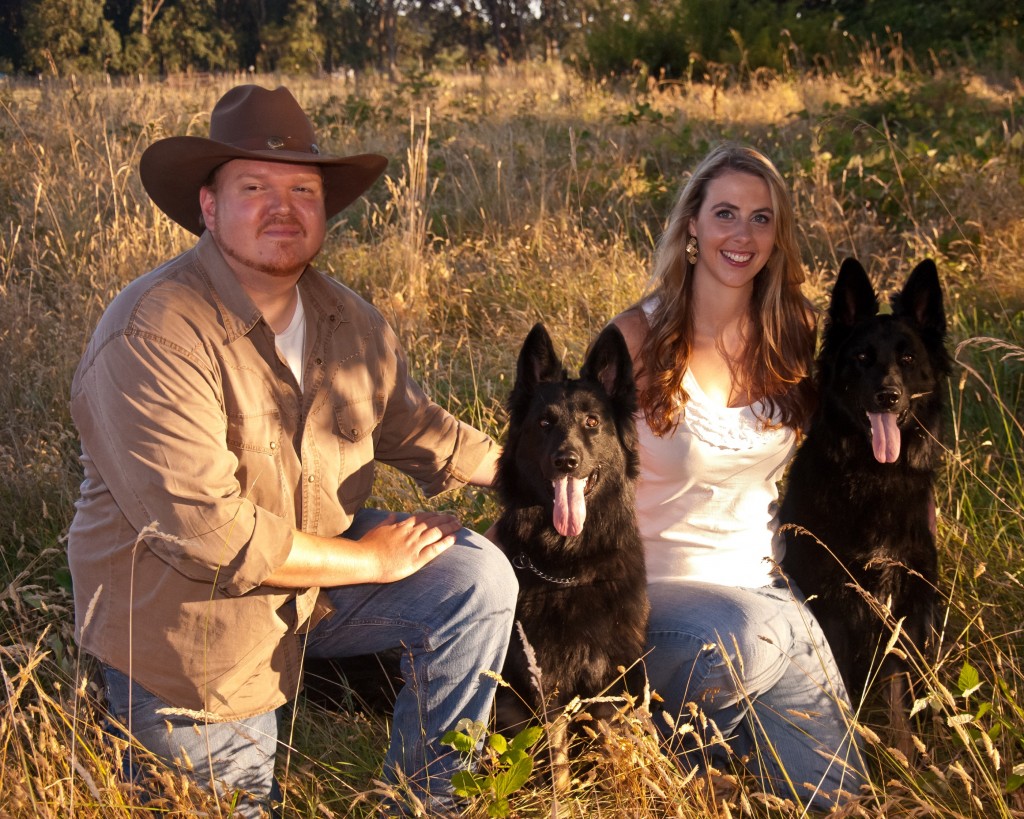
[682,403,775,450]
[681,372,782,451]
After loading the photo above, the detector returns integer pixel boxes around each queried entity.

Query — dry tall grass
[1,57,1023,816]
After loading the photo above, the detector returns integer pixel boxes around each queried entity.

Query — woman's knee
[646,583,795,700]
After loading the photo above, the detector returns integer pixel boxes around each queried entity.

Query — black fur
[495,323,649,731]
[780,258,950,731]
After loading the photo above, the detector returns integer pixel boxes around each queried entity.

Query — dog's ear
[892,259,946,338]
[516,323,564,389]
[829,258,879,328]
[581,325,636,403]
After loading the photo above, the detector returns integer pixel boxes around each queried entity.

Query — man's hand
[356,511,462,582]
[263,511,462,589]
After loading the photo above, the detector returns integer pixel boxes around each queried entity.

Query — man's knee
[454,528,518,617]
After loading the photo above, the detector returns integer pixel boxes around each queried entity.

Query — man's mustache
[258,217,306,236]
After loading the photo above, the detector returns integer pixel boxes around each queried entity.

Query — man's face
[199,159,327,281]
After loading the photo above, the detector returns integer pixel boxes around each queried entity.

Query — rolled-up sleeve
[72,329,294,596]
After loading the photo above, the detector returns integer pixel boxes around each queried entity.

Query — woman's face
[688,170,775,295]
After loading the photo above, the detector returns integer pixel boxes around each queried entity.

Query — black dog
[494,323,649,784]
[780,258,949,748]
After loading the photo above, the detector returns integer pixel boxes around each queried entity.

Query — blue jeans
[101,508,518,817]
[645,578,866,810]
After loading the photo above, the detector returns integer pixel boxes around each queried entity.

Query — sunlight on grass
[1,53,1022,817]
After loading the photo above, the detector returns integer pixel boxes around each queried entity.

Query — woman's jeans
[101,508,518,817]
[645,577,866,810]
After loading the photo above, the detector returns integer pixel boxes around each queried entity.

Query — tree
[22,0,121,74]
[480,0,532,62]
[260,0,325,72]
[119,0,236,73]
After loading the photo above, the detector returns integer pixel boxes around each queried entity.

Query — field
[1,51,1023,817]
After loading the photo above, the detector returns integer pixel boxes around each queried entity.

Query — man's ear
[199,186,216,232]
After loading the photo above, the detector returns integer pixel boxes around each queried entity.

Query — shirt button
[269,441,277,450]
[315,357,323,366]
[307,475,315,483]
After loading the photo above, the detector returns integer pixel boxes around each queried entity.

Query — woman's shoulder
[610,301,653,358]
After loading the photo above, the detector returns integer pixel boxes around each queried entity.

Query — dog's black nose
[875,388,901,409]
[554,452,580,472]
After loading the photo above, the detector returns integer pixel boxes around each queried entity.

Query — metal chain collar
[511,552,579,586]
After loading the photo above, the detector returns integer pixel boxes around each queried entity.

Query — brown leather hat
[140,84,387,235]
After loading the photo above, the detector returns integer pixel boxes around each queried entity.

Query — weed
[1,56,1023,817]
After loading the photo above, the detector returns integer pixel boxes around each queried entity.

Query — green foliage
[441,719,544,817]
[0,0,1021,78]
[581,0,845,78]
[259,0,324,73]
[832,0,1023,66]
[139,0,236,73]
[21,0,121,75]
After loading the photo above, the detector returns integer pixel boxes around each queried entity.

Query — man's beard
[216,218,320,278]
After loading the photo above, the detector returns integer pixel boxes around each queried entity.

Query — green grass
[1,56,1023,816]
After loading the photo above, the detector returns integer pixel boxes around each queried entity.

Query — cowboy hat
[140,84,387,235]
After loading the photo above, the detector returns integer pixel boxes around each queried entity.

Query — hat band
[230,135,321,155]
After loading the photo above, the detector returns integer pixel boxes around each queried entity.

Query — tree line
[0,0,1019,78]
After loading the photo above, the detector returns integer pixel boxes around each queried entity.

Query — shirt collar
[194,231,347,343]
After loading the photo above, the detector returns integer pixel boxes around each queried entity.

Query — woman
[611,144,865,809]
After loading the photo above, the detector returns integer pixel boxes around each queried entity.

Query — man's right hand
[263,511,462,589]
[354,511,462,582]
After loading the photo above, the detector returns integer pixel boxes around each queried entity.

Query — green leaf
[498,747,528,766]
[487,796,511,818]
[54,566,73,593]
[487,732,508,754]
[996,678,1024,722]
[450,770,489,798]
[441,731,476,754]
[493,756,533,797]
[508,724,544,752]
[957,661,982,697]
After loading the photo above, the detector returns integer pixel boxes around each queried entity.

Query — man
[68,84,517,817]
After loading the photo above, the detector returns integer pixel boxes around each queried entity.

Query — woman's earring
[685,236,699,265]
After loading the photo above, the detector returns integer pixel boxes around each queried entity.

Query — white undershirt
[274,290,306,391]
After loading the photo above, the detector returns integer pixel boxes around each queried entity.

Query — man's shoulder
[93,247,225,347]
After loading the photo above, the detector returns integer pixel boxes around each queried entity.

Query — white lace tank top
[636,311,796,588]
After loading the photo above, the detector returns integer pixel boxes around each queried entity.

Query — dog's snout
[875,387,901,409]
[553,451,580,473]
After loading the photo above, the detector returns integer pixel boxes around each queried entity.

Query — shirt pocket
[335,398,381,504]
[226,409,285,508]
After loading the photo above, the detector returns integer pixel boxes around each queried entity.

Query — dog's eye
[855,351,869,363]
[539,418,551,428]
[584,415,599,429]
[900,353,915,364]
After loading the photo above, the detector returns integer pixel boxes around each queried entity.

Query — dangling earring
[685,236,699,265]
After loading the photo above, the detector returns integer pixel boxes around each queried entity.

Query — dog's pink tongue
[869,412,901,463]
[553,475,587,537]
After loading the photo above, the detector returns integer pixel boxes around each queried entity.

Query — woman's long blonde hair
[638,143,816,435]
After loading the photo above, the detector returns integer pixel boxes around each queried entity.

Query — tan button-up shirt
[68,232,494,719]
